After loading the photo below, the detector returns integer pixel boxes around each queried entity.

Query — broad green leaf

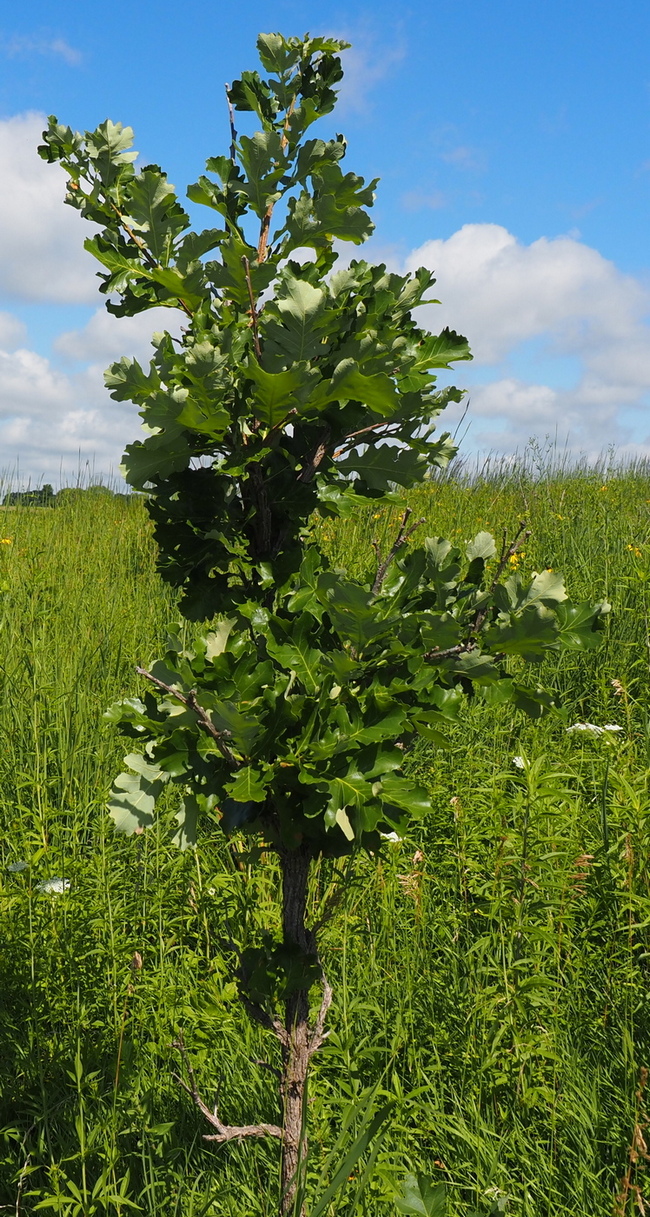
[175,397,230,437]
[309,361,399,416]
[338,444,429,489]
[523,568,567,605]
[324,774,373,835]
[396,1173,446,1216]
[262,274,328,364]
[172,793,200,850]
[256,32,298,75]
[108,771,161,835]
[555,599,609,649]
[126,168,190,261]
[484,604,559,660]
[247,361,312,428]
[379,777,431,818]
[105,357,159,403]
[266,616,323,693]
[210,702,260,753]
[224,766,268,803]
[466,531,496,561]
[120,432,194,489]
[205,619,237,659]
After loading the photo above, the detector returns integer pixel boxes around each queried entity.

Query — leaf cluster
[38,33,468,622]
[40,31,609,860]
[105,541,607,853]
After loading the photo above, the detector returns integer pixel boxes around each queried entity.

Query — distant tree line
[2,485,131,507]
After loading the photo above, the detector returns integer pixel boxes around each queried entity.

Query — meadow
[0,460,649,1216]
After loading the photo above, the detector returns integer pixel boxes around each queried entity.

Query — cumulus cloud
[55,305,185,365]
[404,224,650,456]
[0,306,184,484]
[0,112,97,303]
[0,312,27,350]
[0,347,132,483]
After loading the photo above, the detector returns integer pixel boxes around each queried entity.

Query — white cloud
[440,145,487,173]
[0,112,97,303]
[0,34,81,66]
[55,306,185,364]
[0,307,184,484]
[334,28,405,116]
[0,312,27,350]
[404,223,650,456]
[0,350,138,483]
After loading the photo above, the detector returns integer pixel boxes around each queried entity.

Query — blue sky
[1,0,650,483]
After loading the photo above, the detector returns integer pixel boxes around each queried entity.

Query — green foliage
[0,470,649,1213]
[41,32,607,864]
[396,1173,447,1216]
[103,542,606,856]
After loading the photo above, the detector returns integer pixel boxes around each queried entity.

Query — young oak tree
[40,32,608,1215]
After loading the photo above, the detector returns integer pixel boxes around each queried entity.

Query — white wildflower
[512,756,525,769]
[566,722,623,737]
[380,831,401,843]
[7,860,28,873]
[36,877,71,895]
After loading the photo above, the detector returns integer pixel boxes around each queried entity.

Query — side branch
[225,83,238,162]
[309,974,333,1056]
[372,508,425,595]
[172,1038,283,1143]
[135,666,239,768]
[242,256,262,362]
[297,430,331,484]
[424,521,529,663]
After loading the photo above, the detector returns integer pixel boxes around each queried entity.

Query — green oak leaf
[396,1173,446,1217]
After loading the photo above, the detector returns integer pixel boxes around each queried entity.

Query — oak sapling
[40,31,608,1215]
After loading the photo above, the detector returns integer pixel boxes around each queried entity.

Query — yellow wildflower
[627,544,642,558]
[599,485,608,492]
[0,537,12,545]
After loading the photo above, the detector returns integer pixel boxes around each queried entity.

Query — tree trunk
[279,845,314,1217]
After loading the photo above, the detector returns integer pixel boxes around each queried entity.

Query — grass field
[1,464,649,1216]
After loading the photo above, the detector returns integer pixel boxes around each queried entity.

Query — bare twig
[172,1037,283,1143]
[423,520,530,663]
[239,994,290,1047]
[423,642,469,663]
[469,520,531,636]
[256,96,295,263]
[333,420,400,458]
[242,255,262,362]
[225,83,237,162]
[491,521,531,593]
[308,974,333,1056]
[371,508,425,595]
[257,204,275,265]
[135,666,239,767]
[297,435,330,484]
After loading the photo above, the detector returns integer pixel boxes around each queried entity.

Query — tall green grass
[0,468,649,1215]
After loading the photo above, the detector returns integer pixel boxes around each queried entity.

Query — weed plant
[1,467,649,1215]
